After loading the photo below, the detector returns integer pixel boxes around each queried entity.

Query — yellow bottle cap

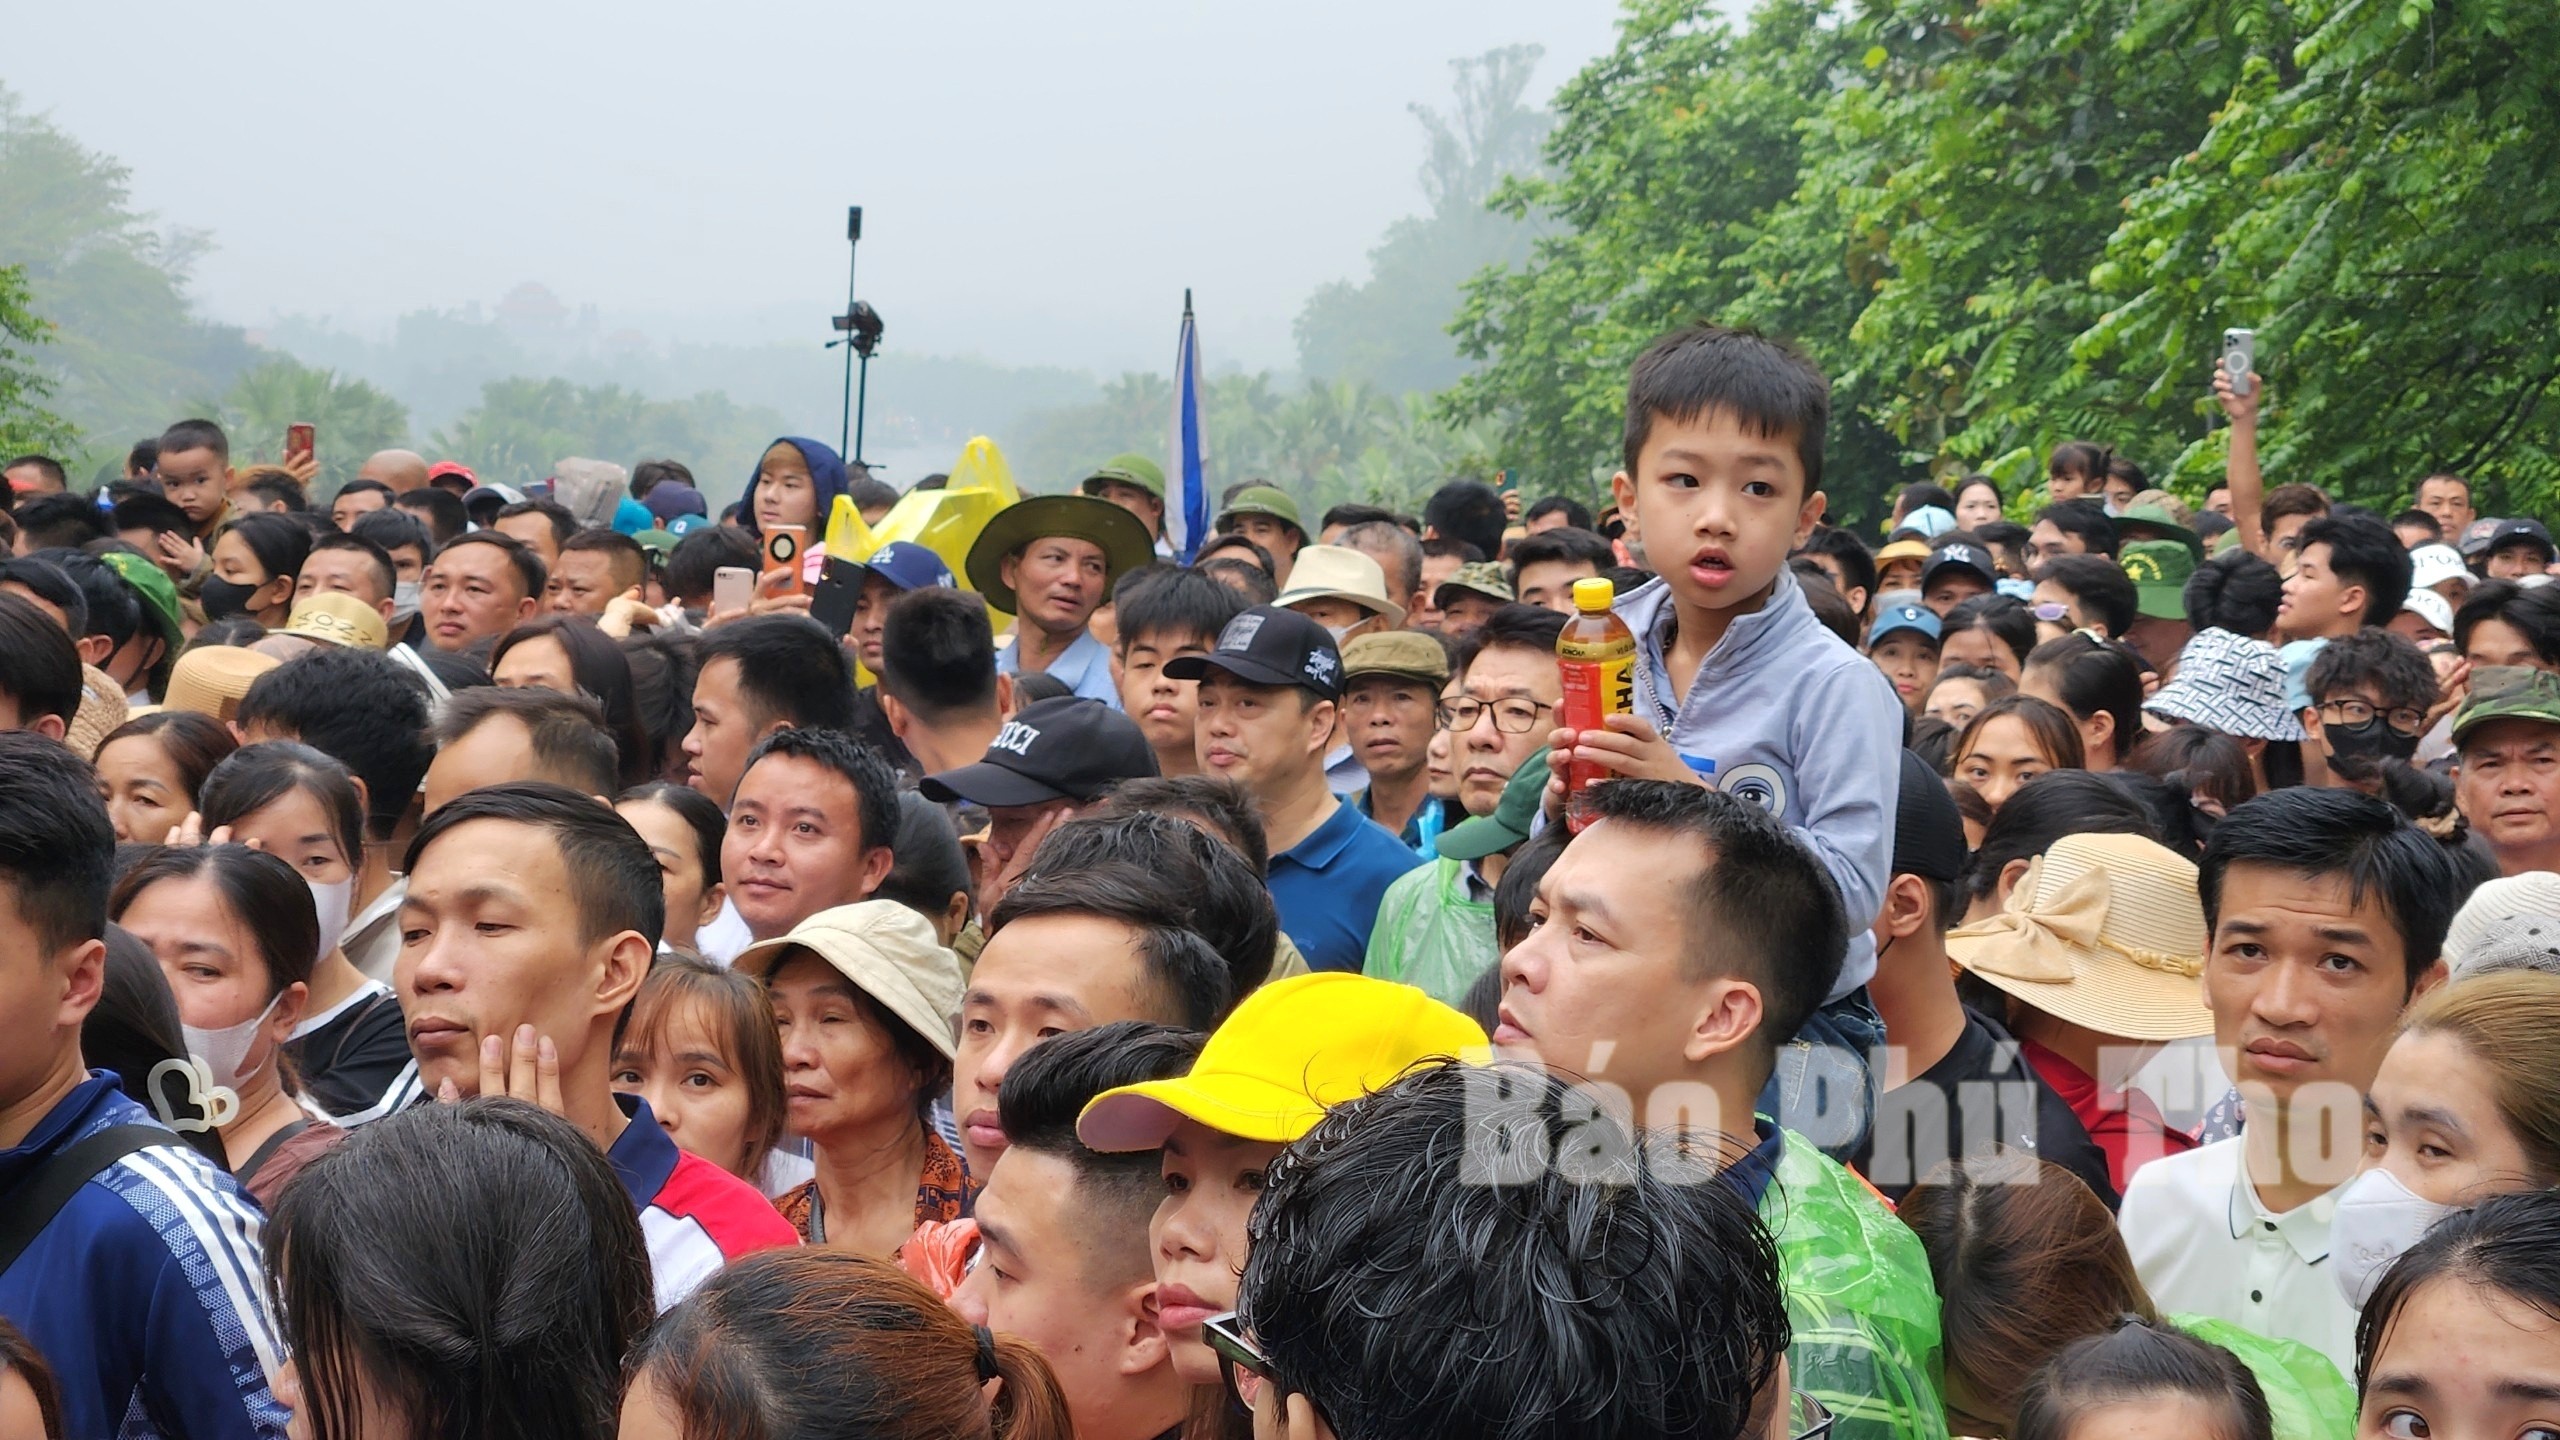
[1572,577,1616,613]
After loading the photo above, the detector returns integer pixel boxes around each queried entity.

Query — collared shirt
[607,1095,800,1312]
[996,628,1123,709]
[1268,797,1426,972]
[2120,1135,2357,1374]
[1351,789,1459,857]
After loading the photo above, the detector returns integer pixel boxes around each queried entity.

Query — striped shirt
[0,1074,288,1440]
[607,1095,800,1311]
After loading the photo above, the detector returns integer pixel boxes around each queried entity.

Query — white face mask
[2331,1166,2458,1309]
[177,991,286,1122]
[1323,623,1355,646]
[390,579,423,620]
[309,876,355,960]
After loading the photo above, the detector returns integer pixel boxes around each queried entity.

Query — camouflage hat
[2121,539,2198,622]
[1432,562,1514,608]
[2454,666,2560,745]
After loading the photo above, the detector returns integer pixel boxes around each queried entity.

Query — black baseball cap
[917,696,1160,808]
[1891,749,1968,883]
[1921,543,1995,591]
[1162,606,1345,701]
[2489,518,2556,561]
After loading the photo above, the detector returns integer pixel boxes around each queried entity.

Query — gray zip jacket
[1617,567,1902,999]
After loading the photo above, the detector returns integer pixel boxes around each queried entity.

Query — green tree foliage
[212,357,411,495]
[1447,0,2560,525]
[1293,46,1556,396]
[0,86,260,476]
[430,378,792,499]
[0,265,75,457]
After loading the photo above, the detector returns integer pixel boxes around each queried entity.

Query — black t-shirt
[1856,1006,2119,1208]
[286,982,416,1124]
[852,684,921,782]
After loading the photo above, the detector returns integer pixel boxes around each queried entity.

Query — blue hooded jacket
[739,436,847,539]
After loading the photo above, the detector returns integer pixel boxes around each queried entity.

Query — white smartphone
[712,566,753,614]
[2222,328,2256,396]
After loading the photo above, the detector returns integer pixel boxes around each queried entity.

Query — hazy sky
[10,1,1630,374]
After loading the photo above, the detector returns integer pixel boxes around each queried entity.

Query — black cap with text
[917,696,1159,808]
[1163,606,1344,701]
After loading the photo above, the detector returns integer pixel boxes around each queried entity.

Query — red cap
[426,461,478,483]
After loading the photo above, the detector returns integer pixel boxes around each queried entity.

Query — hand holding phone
[285,423,315,465]
[2221,329,2256,397]
[712,566,754,616]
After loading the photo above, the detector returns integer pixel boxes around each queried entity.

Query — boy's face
[1119,625,1217,759]
[1611,409,1821,616]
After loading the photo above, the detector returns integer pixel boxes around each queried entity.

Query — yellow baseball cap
[1076,973,1487,1151]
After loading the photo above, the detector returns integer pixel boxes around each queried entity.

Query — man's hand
[463,1024,566,1115]
[598,586,659,639]
[279,450,321,486]
[2212,367,2262,428]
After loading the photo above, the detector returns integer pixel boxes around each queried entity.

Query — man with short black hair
[0,591,82,739]
[1505,526,1615,614]
[153,418,235,540]
[952,819,1250,1177]
[1170,606,1422,970]
[1421,479,1506,568]
[2124,787,2460,1373]
[1114,567,1246,778]
[2414,472,2475,542]
[240,470,307,514]
[110,493,193,575]
[1413,536,1481,631]
[684,614,857,805]
[878,588,1009,778]
[2279,513,2414,642]
[330,478,396,531]
[2299,629,2438,790]
[1235,1059,1795,1440]
[3,454,66,499]
[1793,524,1879,621]
[2390,507,2441,551]
[2260,483,2332,575]
[2027,497,2117,567]
[0,732,290,1440]
[491,497,577,568]
[1522,493,1594,533]
[721,727,900,945]
[1858,750,2115,1204]
[423,685,621,815]
[394,485,466,548]
[952,1021,1201,1440]
[546,529,646,616]
[397,782,795,1309]
[295,531,399,621]
[421,532,543,654]
[14,494,106,553]
[1498,779,1947,1437]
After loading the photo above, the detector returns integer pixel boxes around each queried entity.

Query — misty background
[3,1,1647,503]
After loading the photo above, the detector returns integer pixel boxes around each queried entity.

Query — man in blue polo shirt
[1170,606,1422,970]
[965,494,1155,708]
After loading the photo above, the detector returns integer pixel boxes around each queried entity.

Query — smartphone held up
[285,423,316,466]
[2221,329,2255,397]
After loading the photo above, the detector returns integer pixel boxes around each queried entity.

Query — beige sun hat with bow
[1948,831,2214,1042]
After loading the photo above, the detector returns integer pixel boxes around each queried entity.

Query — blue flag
[1169,290,1209,562]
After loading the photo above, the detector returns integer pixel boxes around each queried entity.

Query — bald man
[359,448,431,493]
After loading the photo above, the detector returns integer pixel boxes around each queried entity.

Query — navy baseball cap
[859,541,955,592]
[918,697,1158,808]
[1163,606,1345,701]
[1922,543,1995,590]
[2489,518,2555,562]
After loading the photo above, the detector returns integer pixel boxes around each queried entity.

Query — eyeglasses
[2029,602,2072,623]
[1790,1389,1836,1439]
[2317,697,2428,737]
[1436,696,1556,734]
[1204,1311,1279,1413]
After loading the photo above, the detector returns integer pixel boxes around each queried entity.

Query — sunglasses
[1205,1311,1279,1413]
[1207,1310,1835,1438]
[2029,601,2072,623]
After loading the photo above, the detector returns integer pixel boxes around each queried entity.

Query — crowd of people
[5,323,2560,1440]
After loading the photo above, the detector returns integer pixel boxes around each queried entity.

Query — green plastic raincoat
[1764,1126,1950,1440]
[1361,858,1497,1006]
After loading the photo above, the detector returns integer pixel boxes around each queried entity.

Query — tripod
[827,206,885,464]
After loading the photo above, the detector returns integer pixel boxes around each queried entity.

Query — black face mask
[2323,715,2422,779]
[199,575,263,621]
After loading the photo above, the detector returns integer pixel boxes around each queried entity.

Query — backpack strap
[0,1124,181,1276]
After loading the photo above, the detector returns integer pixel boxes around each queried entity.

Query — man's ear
[1305,698,1338,755]
[1119,1281,1175,1378]
[2339,582,2369,624]
[1878,873,1932,943]
[75,632,113,667]
[993,672,1015,716]
[857,841,896,900]
[2411,956,2450,1000]
[596,930,653,1019]
[877,689,911,741]
[1681,977,1764,1068]
[30,712,66,743]
[513,594,539,623]
[54,937,106,1031]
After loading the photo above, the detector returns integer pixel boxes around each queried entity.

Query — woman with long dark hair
[265,1099,653,1440]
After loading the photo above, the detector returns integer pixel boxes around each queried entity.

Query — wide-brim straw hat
[1949,831,2214,1042]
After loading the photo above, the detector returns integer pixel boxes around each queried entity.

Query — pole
[853,352,872,466]
[838,207,862,459]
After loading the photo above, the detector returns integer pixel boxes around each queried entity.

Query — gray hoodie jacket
[1617,567,1903,999]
